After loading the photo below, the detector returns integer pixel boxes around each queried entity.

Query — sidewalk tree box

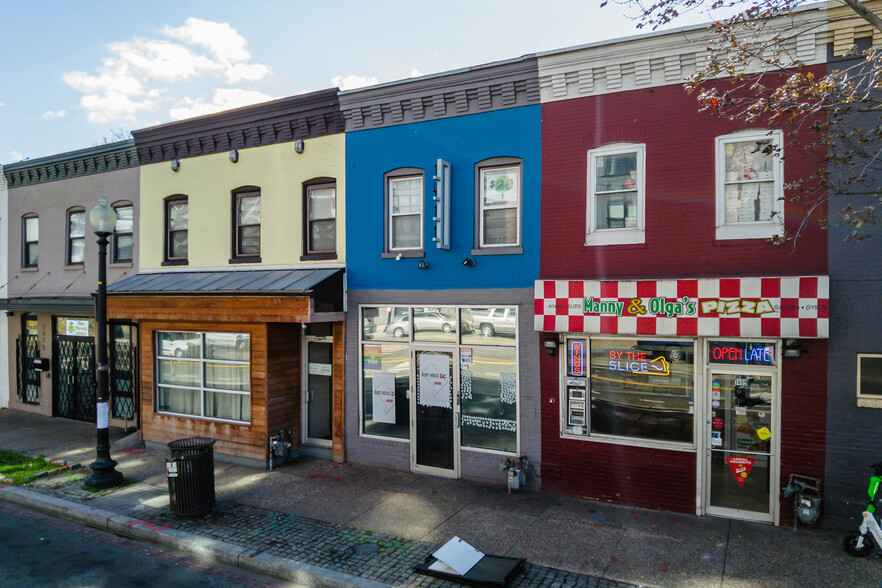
[414,554,526,587]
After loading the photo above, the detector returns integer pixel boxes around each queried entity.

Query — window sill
[470,246,523,256]
[301,252,337,262]
[714,223,781,242]
[381,250,424,259]
[64,264,85,271]
[857,397,882,409]
[559,430,695,452]
[584,229,645,247]
[161,259,189,267]
[229,256,262,265]
[21,266,39,272]
[109,261,133,269]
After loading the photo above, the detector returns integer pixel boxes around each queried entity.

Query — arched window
[112,201,134,263]
[66,207,86,265]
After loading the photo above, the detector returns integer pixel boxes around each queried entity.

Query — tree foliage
[610,0,882,242]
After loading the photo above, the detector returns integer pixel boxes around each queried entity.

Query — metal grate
[111,340,136,420]
[54,337,96,422]
[17,335,41,404]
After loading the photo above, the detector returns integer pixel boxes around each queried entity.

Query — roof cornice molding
[132,88,344,165]
[538,6,831,102]
[3,140,139,189]
[338,57,539,131]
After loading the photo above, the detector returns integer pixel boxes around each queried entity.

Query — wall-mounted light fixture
[229,149,239,163]
[395,253,403,261]
[294,139,305,154]
[418,260,428,270]
[462,258,475,267]
[783,338,804,358]
[171,159,180,172]
[543,337,559,357]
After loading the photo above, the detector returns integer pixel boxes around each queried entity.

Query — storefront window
[413,306,458,343]
[362,306,410,341]
[565,338,694,443]
[461,307,516,346]
[360,305,520,453]
[460,347,517,452]
[156,331,251,423]
[361,342,410,438]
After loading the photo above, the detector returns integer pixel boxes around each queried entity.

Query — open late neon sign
[708,341,776,366]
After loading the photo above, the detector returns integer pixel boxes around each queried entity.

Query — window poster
[371,372,396,424]
[364,346,382,371]
[418,353,451,408]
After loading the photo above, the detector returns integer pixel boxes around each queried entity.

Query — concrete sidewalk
[0,409,877,587]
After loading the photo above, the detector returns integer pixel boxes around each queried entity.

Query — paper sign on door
[418,354,451,408]
[726,455,756,487]
[371,373,396,424]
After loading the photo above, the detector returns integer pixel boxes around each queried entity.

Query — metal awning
[107,268,341,295]
[0,297,93,313]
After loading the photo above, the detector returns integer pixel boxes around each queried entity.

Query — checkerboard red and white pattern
[534,276,829,338]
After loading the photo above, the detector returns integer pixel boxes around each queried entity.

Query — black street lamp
[84,196,123,489]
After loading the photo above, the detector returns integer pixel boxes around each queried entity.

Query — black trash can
[166,437,216,517]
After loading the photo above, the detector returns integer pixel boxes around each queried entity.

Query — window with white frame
[478,161,521,249]
[715,130,784,240]
[155,331,251,423]
[387,171,423,252]
[305,183,336,255]
[586,143,645,245]
[112,203,133,263]
[857,353,882,408]
[22,215,39,268]
[67,208,86,265]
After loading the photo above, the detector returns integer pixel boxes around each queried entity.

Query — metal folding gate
[54,337,96,422]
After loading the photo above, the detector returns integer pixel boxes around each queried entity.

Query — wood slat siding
[108,296,311,323]
[139,320,269,462]
[266,323,301,451]
[332,321,345,463]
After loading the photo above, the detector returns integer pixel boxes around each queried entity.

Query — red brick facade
[538,73,828,520]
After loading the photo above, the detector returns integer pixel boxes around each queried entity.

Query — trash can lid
[168,437,217,451]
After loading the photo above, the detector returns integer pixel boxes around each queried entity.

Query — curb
[0,484,385,588]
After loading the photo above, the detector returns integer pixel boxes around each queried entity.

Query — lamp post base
[84,457,124,489]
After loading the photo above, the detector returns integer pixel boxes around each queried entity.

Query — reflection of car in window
[161,339,193,357]
[384,311,456,337]
[467,308,516,338]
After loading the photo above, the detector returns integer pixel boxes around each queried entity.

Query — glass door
[303,339,333,447]
[411,348,458,477]
[706,370,776,521]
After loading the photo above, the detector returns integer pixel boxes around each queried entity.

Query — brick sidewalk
[25,470,634,588]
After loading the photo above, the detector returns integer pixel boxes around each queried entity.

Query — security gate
[54,336,96,422]
[16,334,41,404]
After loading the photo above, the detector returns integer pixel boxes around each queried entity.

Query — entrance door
[706,370,777,522]
[411,348,458,477]
[303,339,333,447]
[54,336,96,422]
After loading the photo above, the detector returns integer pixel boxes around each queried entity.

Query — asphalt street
[0,502,301,588]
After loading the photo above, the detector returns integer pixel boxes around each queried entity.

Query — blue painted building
[340,57,543,485]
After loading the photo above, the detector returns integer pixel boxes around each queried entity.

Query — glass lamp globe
[90,196,117,235]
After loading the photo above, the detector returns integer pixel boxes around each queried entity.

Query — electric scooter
[843,461,882,557]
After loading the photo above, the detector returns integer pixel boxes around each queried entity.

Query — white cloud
[11,150,24,161]
[169,88,274,120]
[410,68,423,78]
[42,109,67,119]
[331,74,379,91]
[64,18,271,123]
[0,102,7,107]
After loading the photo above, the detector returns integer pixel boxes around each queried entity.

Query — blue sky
[0,1,723,163]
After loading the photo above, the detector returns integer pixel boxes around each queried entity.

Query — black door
[414,350,455,472]
[54,336,96,422]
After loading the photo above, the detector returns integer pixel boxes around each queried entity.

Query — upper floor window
[715,130,784,241]
[22,215,39,268]
[476,158,522,252]
[586,143,645,246]
[857,353,882,409]
[165,195,188,263]
[385,168,423,254]
[232,187,260,259]
[112,203,133,263]
[303,180,336,257]
[67,208,86,265]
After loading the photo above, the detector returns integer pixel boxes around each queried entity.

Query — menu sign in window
[708,341,776,367]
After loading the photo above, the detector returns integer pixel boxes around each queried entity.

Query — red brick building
[535,16,829,525]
